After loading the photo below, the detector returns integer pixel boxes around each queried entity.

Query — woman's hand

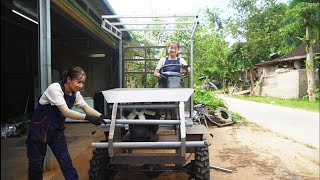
[154,71,162,79]
[85,115,106,125]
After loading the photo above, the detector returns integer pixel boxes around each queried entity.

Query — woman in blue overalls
[154,41,190,88]
[27,66,106,180]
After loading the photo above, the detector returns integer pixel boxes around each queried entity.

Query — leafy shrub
[302,95,309,101]
[193,86,227,111]
[302,88,320,101]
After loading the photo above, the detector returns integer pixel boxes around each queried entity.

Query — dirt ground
[48,122,319,180]
[205,122,319,180]
[112,122,320,180]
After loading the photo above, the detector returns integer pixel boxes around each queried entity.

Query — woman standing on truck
[154,41,190,88]
[27,66,107,180]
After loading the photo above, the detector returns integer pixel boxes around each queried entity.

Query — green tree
[228,0,288,95]
[192,9,233,91]
[280,0,320,101]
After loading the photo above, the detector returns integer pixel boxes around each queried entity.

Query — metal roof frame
[101,14,199,88]
[101,14,199,40]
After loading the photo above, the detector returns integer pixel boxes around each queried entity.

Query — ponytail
[61,66,86,82]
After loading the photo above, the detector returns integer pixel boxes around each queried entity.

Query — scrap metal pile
[193,104,235,128]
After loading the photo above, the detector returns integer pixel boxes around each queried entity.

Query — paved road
[218,95,319,149]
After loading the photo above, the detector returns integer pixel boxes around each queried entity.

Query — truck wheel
[88,148,115,180]
[194,145,210,180]
[214,107,232,123]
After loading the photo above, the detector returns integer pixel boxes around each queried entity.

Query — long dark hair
[61,66,86,82]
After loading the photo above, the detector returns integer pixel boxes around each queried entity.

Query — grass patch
[232,112,252,126]
[233,95,319,112]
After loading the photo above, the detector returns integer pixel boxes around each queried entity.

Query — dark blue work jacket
[158,57,181,88]
[29,81,75,143]
[163,57,180,72]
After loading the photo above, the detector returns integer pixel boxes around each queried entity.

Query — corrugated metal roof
[256,42,320,66]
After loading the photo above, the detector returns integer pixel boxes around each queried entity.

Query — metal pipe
[119,28,192,32]
[101,119,182,125]
[102,15,197,19]
[119,35,123,88]
[210,165,233,173]
[92,141,205,148]
[191,21,199,40]
[111,21,194,25]
[113,103,179,109]
[39,0,52,171]
[65,120,88,123]
[190,39,194,117]
[101,124,125,128]
[116,21,193,25]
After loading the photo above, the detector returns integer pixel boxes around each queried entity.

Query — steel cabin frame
[90,14,209,178]
[100,14,199,88]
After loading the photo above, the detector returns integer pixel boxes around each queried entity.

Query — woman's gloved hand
[85,115,106,125]
[159,74,167,80]
[100,114,109,119]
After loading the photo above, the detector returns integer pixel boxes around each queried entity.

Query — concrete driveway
[218,95,319,149]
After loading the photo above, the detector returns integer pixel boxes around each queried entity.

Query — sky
[105,0,288,44]
[107,0,234,19]
[107,0,288,20]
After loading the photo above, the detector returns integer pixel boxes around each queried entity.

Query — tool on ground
[210,165,233,173]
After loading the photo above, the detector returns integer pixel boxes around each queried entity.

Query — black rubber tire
[88,148,115,180]
[194,145,210,180]
[214,107,233,123]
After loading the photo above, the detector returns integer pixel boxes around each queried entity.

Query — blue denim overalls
[27,81,78,180]
[158,57,181,88]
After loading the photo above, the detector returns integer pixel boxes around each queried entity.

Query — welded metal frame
[98,14,202,168]
[92,88,207,166]
[101,14,199,88]
[104,101,191,158]
[123,45,191,88]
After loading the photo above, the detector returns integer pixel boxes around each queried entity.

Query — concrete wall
[260,68,319,99]
[262,65,278,77]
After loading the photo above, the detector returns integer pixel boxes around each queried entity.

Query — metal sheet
[102,88,194,103]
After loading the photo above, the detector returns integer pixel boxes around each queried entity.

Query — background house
[255,43,320,99]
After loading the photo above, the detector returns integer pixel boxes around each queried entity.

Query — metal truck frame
[88,14,210,180]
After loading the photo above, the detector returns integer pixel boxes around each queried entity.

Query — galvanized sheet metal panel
[102,88,194,103]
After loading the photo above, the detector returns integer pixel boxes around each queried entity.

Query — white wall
[260,69,319,99]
